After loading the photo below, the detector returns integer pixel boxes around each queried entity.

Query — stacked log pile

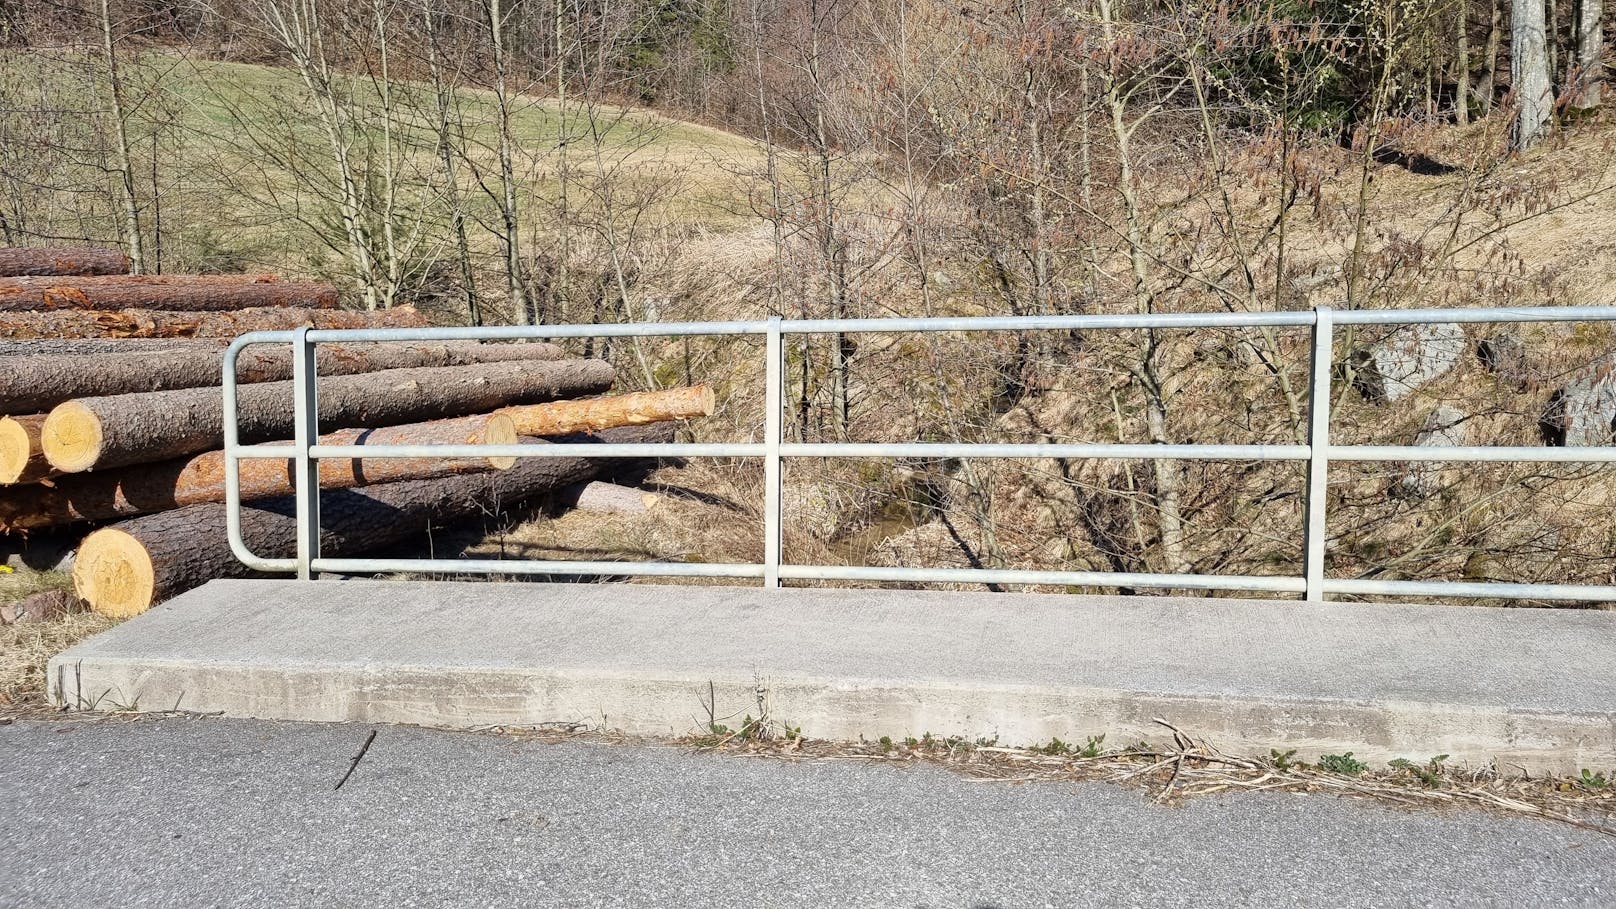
[0,246,129,277]
[0,247,713,619]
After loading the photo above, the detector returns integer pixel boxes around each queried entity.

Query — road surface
[2,716,1611,907]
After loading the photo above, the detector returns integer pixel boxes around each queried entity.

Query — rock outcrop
[1399,404,1467,498]
[1351,323,1466,403]
[1537,354,1616,447]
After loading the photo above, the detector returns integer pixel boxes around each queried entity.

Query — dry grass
[0,568,71,604]
[684,720,1616,836]
[1,616,114,713]
[441,716,1616,836]
[0,570,114,712]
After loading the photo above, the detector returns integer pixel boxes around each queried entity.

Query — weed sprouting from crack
[676,717,1616,837]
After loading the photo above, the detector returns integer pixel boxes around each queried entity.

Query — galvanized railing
[222,305,1616,602]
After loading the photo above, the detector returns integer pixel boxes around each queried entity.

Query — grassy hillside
[0,50,764,289]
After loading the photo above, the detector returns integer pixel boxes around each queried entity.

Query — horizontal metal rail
[1323,578,1616,601]
[231,442,1616,464]
[1327,445,1616,462]
[306,558,767,579]
[220,304,1616,603]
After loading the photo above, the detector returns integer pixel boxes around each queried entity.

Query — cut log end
[483,412,519,469]
[0,415,30,482]
[0,414,51,484]
[73,527,156,618]
[41,401,104,474]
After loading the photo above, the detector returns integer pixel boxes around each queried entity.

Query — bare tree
[483,0,528,324]
[247,0,385,307]
[1512,0,1553,148]
[1484,0,1503,112]
[421,0,481,324]
[99,0,144,272]
[1572,0,1604,108]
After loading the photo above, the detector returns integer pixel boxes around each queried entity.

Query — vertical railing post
[1303,306,1334,601]
[763,317,783,588]
[222,339,245,567]
[291,327,321,581]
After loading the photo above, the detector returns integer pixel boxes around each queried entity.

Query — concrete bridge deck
[48,579,1616,773]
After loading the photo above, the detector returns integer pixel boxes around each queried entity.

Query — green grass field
[174,55,755,157]
[0,50,763,282]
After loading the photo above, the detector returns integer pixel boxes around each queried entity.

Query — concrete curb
[50,580,1616,774]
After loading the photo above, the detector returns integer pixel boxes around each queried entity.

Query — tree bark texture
[0,246,128,277]
[72,422,674,617]
[0,306,428,340]
[0,273,277,291]
[42,358,615,472]
[500,385,714,436]
[0,279,338,312]
[556,481,659,515]
[0,340,563,414]
[1573,0,1605,108]
[1513,0,1554,149]
[0,339,224,357]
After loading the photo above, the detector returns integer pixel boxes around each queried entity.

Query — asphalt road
[1,717,1611,908]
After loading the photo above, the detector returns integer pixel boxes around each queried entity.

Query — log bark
[556,481,660,515]
[0,307,416,343]
[0,273,277,292]
[1,413,517,531]
[0,341,563,414]
[501,385,714,436]
[72,423,674,617]
[0,414,53,484]
[0,246,128,277]
[0,278,337,312]
[0,339,224,357]
[43,358,615,473]
[0,306,429,340]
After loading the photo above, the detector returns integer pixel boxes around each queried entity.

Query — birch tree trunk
[551,0,571,328]
[1548,0,1561,80]
[805,0,850,438]
[254,0,383,309]
[1456,0,1472,124]
[422,2,481,326]
[485,0,528,325]
[370,0,404,310]
[1099,0,1189,578]
[100,0,144,274]
[1573,0,1605,108]
[1485,0,1503,112]
[1513,0,1554,149]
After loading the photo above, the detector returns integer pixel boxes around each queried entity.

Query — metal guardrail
[222,305,1616,602]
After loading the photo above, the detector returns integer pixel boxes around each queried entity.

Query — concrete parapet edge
[50,657,1616,775]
